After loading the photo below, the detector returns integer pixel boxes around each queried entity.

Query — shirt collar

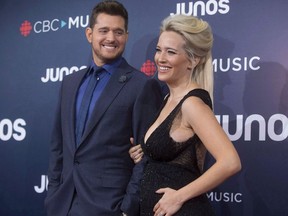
[90,57,123,75]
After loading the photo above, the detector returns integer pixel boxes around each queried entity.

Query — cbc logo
[0,118,26,141]
[34,19,63,33]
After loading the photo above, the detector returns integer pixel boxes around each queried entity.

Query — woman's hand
[129,137,143,163]
[153,188,183,216]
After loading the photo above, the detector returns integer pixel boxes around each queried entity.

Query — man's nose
[106,30,116,41]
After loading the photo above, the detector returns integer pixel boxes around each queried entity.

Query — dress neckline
[144,88,206,144]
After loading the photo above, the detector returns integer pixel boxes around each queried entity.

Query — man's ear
[125,31,129,43]
[85,27,93,43]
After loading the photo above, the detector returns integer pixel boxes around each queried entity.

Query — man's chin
[102,54,122,62]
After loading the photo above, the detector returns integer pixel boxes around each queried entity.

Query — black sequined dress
[140,89,215,216]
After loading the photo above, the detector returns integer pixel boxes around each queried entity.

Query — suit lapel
[78,60,133,146]
[66,68,89,151]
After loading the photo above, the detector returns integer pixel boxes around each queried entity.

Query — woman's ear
[188,56,200,70]
[193,56,200,66]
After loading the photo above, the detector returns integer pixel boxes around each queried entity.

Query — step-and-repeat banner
[1,0,288,215]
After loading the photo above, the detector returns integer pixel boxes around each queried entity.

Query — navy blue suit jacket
[45,59,162,216]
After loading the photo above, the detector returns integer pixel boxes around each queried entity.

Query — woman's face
[154,31,192,85]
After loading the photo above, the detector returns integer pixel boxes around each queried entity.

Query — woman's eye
[167,50,176,55]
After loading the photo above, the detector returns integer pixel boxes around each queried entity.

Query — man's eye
[99,29,108,34]
[155,48,161,52]
[114,30,124,36]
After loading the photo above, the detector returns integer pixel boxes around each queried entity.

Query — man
[44,1,162,215]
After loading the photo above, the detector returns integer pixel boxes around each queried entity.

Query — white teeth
[159,66,169,70]
[103,45,116,49]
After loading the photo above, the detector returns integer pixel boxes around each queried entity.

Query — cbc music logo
[0,118,26,142]
[140,56,261,76]
[19,15,89,37]
[170,0,230,16]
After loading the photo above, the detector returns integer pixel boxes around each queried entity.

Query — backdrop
[1,0,288,215]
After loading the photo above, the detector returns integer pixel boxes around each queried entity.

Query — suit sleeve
[45,85,64,205]
[120,78,163,215]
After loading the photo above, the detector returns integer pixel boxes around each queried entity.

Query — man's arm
[45,88,64,202]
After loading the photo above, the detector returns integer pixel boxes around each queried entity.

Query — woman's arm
[154,96,241,216]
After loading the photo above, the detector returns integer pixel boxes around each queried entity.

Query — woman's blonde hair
[160,15,214,101]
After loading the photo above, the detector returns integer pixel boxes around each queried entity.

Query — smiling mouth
[159,66,170,71]
[102,44,117,50]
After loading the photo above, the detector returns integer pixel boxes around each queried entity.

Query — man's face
[86,13,128,66]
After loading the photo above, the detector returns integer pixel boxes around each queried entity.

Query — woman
[130,14,241,216]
